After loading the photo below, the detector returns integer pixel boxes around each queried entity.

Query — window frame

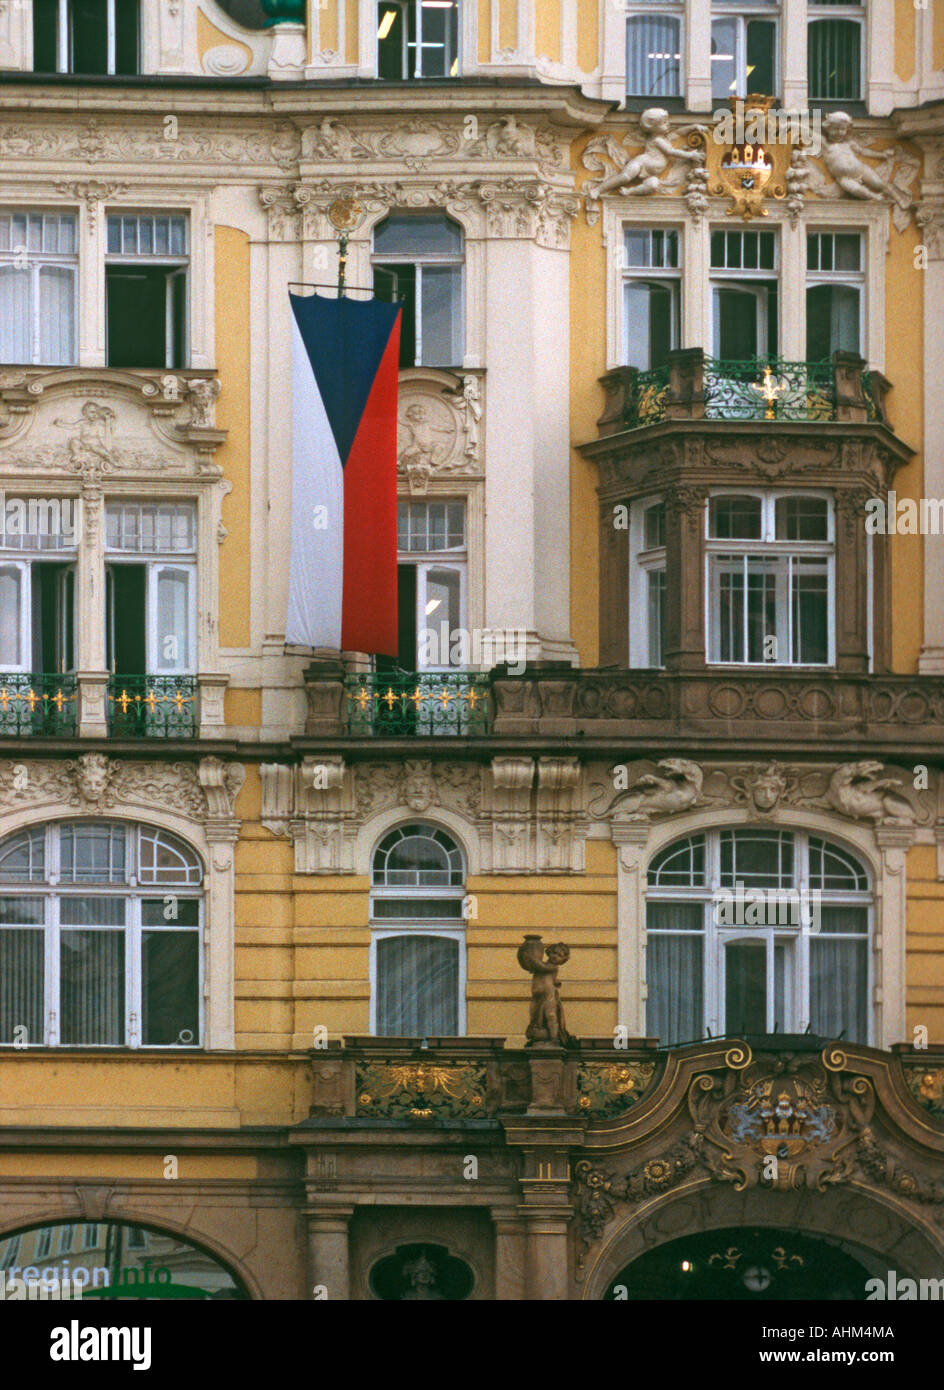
[371,213,465,368]
[628,496,667,669]
[35,0,140,76]
[0,821,204,1050]
[105,502,198,677]
[646,827,872,1044]
[104,213,190,371]
[709,227,780,360]
[709,6,780,102]
[807,7,865,102]
[0,210,79,367]
[376,0,461,80]
[621,226,682,370]
[369,822,467,1036]
[704,489,836,667]
[625,3,684,99]
[805,229,866,361]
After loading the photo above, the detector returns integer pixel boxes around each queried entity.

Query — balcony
[107,675,198,739]
[0,674,77,736]
[341,671,490,737]
[598,349,889,433]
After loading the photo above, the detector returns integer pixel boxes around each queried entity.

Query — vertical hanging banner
[287,290,401,656]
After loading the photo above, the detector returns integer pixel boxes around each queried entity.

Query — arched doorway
[604,1226,872,1300]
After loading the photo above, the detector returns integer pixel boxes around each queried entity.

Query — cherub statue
[54,401,116,469]
[593,108,706,197]
[517,935,576,1047]
[397,401,453,476]
[820,113,915,219]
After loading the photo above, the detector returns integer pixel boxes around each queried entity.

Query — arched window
[372,213,464,367]
[0,1220,247,1299]
[370,824,465,1037]
[0,821,203,1049]
[646,828,870,1046]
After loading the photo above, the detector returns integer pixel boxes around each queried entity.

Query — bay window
[0,212,77,367]
[0,821,203,1049]
[707,492,834,666]
[646,828,870,1046]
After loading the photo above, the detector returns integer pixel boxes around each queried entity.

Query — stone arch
[355,804,480,877]
[581,1177,944,1299]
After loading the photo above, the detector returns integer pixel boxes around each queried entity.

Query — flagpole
[326,197,361,300]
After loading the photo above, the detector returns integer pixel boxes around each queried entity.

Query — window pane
[373,896,464,921]
[775,496,829,540]
[792,562,829,663]
[809,936,867,1042]
[376,935,459,1036]
[711,17,737,100]
[746,18,776,96]
[374,214,462,257]
[60,930,125,1045]
[156,569,190,671]
[59,897,126,926]
[710,496,762,539]
[0,828,45,882]
[648,835,706,886]
[627,16,681,96]
[809,19,861,99]
[38,265,76,366]
[71,0,109,75]
[725,941,767,1033]
[423,567,462,665]
[646,928,703,1044]
[60,824,126,884]
[625,280,675,369]
[0,566,22,666]
[141,897,200,926]
[809,839,868,891]
[142,931,199,1045]
[720,830,794,888]
[0,927,43,1045]
[0,267,31,364]
[138,829,202,886]
[647,569,666,666]
[376,828,462,885]
[806,284,860,359]
[644,503,666,549]
[420,264,461,365]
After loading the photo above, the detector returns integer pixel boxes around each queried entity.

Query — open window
[622,228,681,370]
[105,502,197,678]
[710,2,779,100]
[372,213,464,367]
[33,0,139,76]
[0,500,77,676]
[710,229,778,359]
[377,1,460,79]
[105,215,189,370]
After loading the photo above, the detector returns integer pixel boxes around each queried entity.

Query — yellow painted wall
[478,0,491,62]
[535,0,561,63]
[936,0,944,70]
[886,209,924,673]
[215,226,252,652]
[905,847,944,1043]
[196,9,252,69]
[313,0,338,60]
[894,0,916,82]
[346,0,359,65]
[499,0,517,51]
[577,0,598,73]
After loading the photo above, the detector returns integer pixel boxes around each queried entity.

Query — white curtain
[0,567,22,667]
[646,903,704,1045]
[0,266,30,363]
[377,934,459,1036]
[59,897,126,1046]
[0,921,43,1044]
[810,909,868,1042]
[627,16,681,97]
[39,264,76,365]
[156,568,190,671]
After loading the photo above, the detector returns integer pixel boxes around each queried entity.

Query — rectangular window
[373,215,464,368]
[0,544,76,676]
[627,10,683,97]
[141,898,199,1046]
[0,897,44,1045]
[710,229,778,359]
[0,212,77,366]
[376,933,460,1036]
[623,228,681,370]
[808,10,863,100]
[392,500,467,671]
[806,231,864,359]
[706,493,833,665]
[33,0,139,76]
[377,1,459,79]
[711,11,778,100]
[105,503,197,676]
[105,215,189,370]
[645,902,704,1047]
[630,498,667,669]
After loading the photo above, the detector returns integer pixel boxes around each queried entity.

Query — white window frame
[42,0,136,75]
[105,503,197,677]
[376,0,461,79]
[0,210,78,367]
[807,3,865,102]
[369,928,467,1036]
[104,213,190,371]
[646,827,872,1043]
[371,220,465,368]
[0,821,203,1049]
[625,3,684,98]
[628,496,667,669]
[398,498,468,671]
[0,548,77,676]
[621,226,682,369]
[704,489,836,667]
[805,228,866,360]
[710,227,780,359]
[710,4,781,101]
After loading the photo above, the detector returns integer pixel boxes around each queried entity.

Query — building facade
[0,0,942,1300]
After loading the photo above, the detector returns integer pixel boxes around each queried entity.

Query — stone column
[203,825,238,1049]
[612,821,651,1038]
[306,1207,354,1300]
[917,203,944,672]
[874,826,914,1050]
[663,484,708,671]
[782,0,808,112]
[834,487,872,673]
[76,486,109,737]
[492,1212,527,1301]
[686,0,713,113]
[523,1210,571,1300]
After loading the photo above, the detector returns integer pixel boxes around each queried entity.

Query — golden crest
[705,95,793,220]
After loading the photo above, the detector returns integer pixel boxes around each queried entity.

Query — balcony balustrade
[342,671,491,737]
[0,673,78,736]
[107,675,198,738]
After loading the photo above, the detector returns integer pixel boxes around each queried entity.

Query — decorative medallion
[705,95,793,220]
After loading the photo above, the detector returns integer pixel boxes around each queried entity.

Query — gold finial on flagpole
[327,198,362,299]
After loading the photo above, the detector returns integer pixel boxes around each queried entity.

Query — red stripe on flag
[341,317,401,657]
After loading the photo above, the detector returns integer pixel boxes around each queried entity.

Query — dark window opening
[106,563,146,675]
[106,266,186,369]
[32,563,75,672]
[33,0,140,76]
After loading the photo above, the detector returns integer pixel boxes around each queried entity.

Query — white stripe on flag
[286,314,344,649]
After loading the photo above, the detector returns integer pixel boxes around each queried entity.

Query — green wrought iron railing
[703,358,836,421]
[107,675,198,738]
[623,365,671,427]
[0,674,77,736]
[344,671,491,736]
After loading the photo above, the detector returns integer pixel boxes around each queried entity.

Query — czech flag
[286,291,401,656]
